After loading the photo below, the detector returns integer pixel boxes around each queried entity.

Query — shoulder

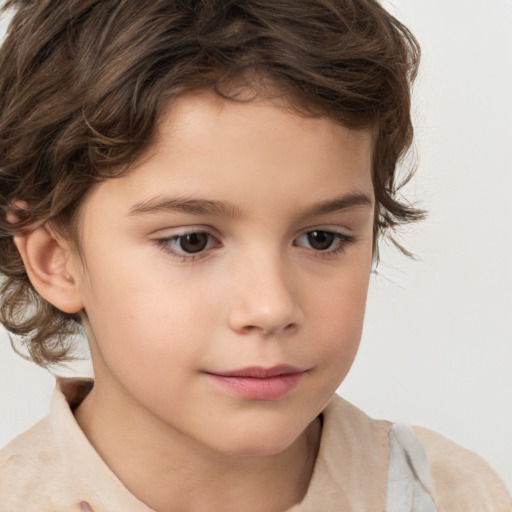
[0,414,54,473]
[0,380,96,511]
[325,396,511,511]
[0,416,67,509]
[413,426,512,512]
[0,379,154,512]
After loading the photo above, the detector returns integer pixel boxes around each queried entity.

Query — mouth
[204,365,307,401]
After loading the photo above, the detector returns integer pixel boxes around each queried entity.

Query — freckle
[79,501,95,512]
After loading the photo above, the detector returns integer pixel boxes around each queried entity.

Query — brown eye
[155,230,220,259]
[178,233,209,253]
[294,230,353,256]
[306,231,336,250]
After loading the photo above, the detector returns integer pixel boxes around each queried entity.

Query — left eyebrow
[300,192,373,217]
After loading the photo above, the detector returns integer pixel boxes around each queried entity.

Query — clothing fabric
[0,379,510,511]
[386,424,437,512]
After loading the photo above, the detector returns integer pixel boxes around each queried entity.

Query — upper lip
[208,365,306,378]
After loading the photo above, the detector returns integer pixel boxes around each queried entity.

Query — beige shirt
[0,379,510,511]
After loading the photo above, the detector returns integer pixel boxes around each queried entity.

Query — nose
[227,252,304,337]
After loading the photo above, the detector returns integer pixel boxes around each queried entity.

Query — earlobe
[12,224,85,314]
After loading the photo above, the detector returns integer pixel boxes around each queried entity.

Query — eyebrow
[128,192,373,218]
[300,192,373,217]
[128,197,243,217]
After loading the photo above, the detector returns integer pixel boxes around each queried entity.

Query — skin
[16,91,375,512]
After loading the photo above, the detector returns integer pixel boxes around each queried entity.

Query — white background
[1,0,511,492]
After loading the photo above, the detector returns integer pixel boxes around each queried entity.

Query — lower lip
[206,372,305,401]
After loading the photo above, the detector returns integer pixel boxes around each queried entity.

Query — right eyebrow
[128,196,243,217]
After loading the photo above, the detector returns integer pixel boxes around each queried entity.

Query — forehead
[156,89,372,150]
[79,90,374,229]
[150,90,372,182]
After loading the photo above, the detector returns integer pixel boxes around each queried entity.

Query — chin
[210,421,307,458]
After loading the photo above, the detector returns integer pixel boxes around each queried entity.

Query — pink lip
[205,365,306,401]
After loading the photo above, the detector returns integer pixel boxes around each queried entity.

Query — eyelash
[153,230,220,262]
[294,231,355,258]
[153,229,355,262]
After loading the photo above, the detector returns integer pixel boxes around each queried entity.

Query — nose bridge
[228,244,302,335]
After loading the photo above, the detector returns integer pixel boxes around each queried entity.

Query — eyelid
[151,225,355,262]
[293,227,355,257]
[294,224,354,241]
[152,227,222,261]
[149,223,219,237]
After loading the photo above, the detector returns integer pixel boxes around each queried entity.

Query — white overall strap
[385,424,438,512]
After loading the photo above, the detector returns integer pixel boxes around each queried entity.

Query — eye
[154,230,220,259]
[174,232,210,254]
[294,230,353,255]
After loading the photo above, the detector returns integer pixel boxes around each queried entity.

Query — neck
[74,378,322,512]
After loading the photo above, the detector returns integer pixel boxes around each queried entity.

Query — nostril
[243,322,297,337]
[283,322,298,334]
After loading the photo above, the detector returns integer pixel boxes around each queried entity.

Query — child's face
[71,90,375,456]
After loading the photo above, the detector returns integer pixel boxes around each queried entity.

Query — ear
[12,222,85,314]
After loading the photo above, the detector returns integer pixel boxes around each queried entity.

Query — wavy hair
[0,0,422,367]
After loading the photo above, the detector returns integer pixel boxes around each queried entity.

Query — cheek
[306,258,371,367]
[80,252,215,371]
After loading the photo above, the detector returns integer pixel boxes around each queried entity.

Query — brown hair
[0,0,422,367]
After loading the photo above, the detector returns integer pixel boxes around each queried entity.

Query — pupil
[308,231,334,250]
[180,233,208,253]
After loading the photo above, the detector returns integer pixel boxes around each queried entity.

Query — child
[0,0,510,511]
